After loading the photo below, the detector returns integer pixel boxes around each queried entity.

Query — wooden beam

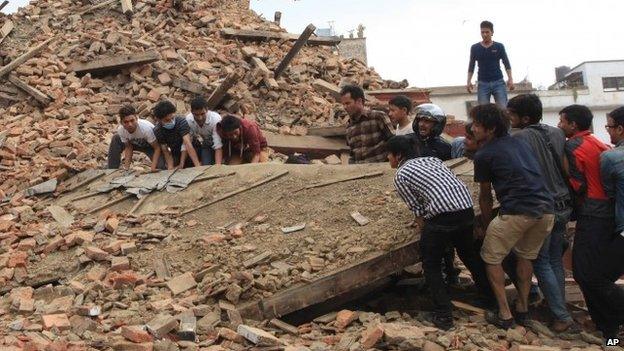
[172,78,207,95]
[87,194,133,214]
[250,57,278,89]
[238,240,420,320]
[0,20,13,45]
[127,193,149,216]
[307,126,347,138]
[296,171,384,192]
[69,51,160,76]
[120,0,133,17]
[182,170,288,216]
[206,71,239,110]
[274,24,316,79]
[0,37,56,79]
[451,301,485,315]
[273,11,282,26]
[78,0,116,15]
[0,1,8,12]
[7,74,52,106]
[220,28,340,46]
[264,132,349,159]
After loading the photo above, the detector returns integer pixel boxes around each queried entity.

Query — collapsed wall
[0,0,396,196]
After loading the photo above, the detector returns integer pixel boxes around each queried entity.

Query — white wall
[429,87,613,144]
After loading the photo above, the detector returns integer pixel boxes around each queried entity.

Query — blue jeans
[477,79,508,107]
[193,141,215,166]
[533,207,572,322]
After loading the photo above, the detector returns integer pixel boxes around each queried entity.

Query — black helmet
[412,103,447,137]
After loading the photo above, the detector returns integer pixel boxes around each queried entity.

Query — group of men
[340,81,624,336]
[107,96,269,171]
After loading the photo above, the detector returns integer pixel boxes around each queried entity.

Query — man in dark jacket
[411,103,452,161]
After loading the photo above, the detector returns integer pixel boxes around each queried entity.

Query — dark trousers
[107,134,164,169]
[421,208,494,317]
[573,215,624,337]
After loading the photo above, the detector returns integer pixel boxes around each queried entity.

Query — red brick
[166,272,197,296]
[111,256,130,271]
[43,236,65,254]
[121,326,153,343]
[42,314,71,331]
[361,324,384,349]
[203,233,226,244]
[17,238,36,251]
[7,251,28,268]
[105,217,119,233]
[85,246,110,261]
[112,341,153,351]
[335,310,358,329]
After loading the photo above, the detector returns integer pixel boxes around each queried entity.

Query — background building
[424,60,624,143]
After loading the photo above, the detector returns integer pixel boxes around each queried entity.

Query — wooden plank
[127,193,150,216]
[87,194,133,214]
[69,51,160,76]
[238,240,420,320]
[206,71,239,110]
[182,170,289,215]
[0,37,56,79]
[47,205,74,228]
[451,300,485,315]
[0,20,13,45]
[264,132,349,159]
[220,28,340,46]
[274,24,316,79]
[172,78,207,95]
[78,0,116,15]
[243,251,272,269]
[7,74,52,106]
[307,126,347,138]
[120,0,133,17]
[250,57,278,89]
[269,319,298,335]
[297,171,384,192]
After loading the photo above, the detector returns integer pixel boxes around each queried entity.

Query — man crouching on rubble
[107,105,164,171]
[388,135,494,330]
[153,100,202,170]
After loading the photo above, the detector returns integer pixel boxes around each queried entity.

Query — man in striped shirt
[389,135,493,330]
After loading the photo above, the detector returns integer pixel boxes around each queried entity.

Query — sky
[249,0,624,89]
[5,0,624,89]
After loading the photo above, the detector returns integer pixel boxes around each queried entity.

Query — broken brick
[42,314,71,331]
[122,325,153,343]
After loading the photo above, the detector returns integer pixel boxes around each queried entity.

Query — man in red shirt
[558,104,615,338]
[217,115,268,165]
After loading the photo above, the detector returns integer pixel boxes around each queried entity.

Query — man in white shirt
[107,105,163,171]
[180,96,224,166]
[388,95,414,136]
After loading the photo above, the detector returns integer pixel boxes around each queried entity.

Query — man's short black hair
[386,135,417,160]
[389,95,412,113]
[340,85,365,102]
[470,103,509,138]
[190,96,208,111]
[608,106,624,127]
[507,94,543,125]
[119,104,136,120]
[153,100,176,120]
[480,20,494,31]
[559,104,593,131]
[220,115,241,132]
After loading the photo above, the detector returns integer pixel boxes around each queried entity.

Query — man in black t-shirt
[152,100,201,170]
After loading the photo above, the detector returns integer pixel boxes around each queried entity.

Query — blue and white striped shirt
[394,157,474,219]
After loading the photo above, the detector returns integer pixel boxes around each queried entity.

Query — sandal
[485,310,514,330]
[512,308,529,326]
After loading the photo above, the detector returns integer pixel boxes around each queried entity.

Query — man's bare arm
[182,135,201,167]
[214,148,223,165]
[161,145,174,170]
[149,141,161,172]
[467,72,475,93]
[123,143,134,170]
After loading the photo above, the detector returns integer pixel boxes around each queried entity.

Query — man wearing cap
[411,103,452,161]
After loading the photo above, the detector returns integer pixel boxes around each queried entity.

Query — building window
[602,76,624,92]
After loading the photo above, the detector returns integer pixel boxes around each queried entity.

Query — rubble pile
[0,0,389,196]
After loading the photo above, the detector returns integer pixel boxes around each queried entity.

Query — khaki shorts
[481,214,555,264]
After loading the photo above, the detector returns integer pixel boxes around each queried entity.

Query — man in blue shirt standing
[467,21,514,107]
